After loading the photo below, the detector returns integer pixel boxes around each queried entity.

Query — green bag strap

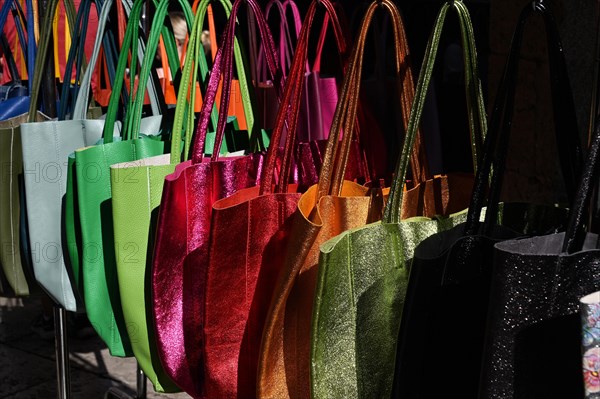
[103,0,146,143]
[122,0,182,139]
[26,0,78,121]
[383,0,487,224]
[121,0,161,116]
[126,0,193,139]
[169,0,236,164]
[169,1,222,164]
[102,0,180,143]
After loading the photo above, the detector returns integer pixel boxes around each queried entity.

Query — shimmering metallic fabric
[441,2,583,396]
[393,204,569,399]
[152,100,266,398]
[258,181,388,399]
[151,0,280,395]
[481,232,600,398]
[257,0,429,396]
[478,69,600,397]
[197,1,353,396]
[204,187,301,398]
[309,2,487,397]
[312,211,469,399]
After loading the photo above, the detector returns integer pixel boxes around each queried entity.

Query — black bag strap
[563,116,600,254]
[465,0,583,236]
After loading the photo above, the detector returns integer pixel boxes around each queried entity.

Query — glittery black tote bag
[391,2,583,398]
[477,115,600,398]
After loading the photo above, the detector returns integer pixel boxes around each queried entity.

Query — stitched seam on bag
[54,123,69,308]
[246,199,252,376]
[102,145,117,350]
[9,129,17,288]
[347,234,359,395]
[184,171,189,255]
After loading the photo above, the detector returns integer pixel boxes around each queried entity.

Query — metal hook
[533,0,545,11]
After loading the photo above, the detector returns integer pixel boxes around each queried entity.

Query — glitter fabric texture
[392,203,568,398]
[312,212,468,399]
[480,233,600,398]
[257,0,434,397]
[308,0,486,397]
[479,28,600,393]
[151,1,279,395]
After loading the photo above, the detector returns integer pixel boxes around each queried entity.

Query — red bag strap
[259,0,347,195]
[191,0,281,164]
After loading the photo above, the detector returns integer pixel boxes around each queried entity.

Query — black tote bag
[391,2,583,397]
[477,117,600,399]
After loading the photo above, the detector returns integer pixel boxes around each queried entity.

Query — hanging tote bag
[392,2,582,397]
[310,2,487,398]
[110,0,206,390]
[257,1,431,397]
[0,113,45,297]
[74,0,190,357]
[477,119,600,399]
[63,0,167,276]
[19,0,93,312]
[0,0,38,296]
[62,0,120,302]
[200,1,348,396]
[150,1,280,395]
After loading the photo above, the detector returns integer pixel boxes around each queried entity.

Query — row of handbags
[1,0,599,398]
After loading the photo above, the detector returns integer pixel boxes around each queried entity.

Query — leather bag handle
[465,1,583,236]
[191,0,281,164]
[383,0,487,224]
[317,0,427,200]
[563,117,600,254]
[102,0,188,142]
[26,0,78,121]
[169,0,223,164]
[72,0,122,119]
[258,0,346,195]
[126,0,193,140]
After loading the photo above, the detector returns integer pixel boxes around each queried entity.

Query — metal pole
[104,365,146,399]
[54,306,71,399]
[136,365,147,398]
[41,0,65,394]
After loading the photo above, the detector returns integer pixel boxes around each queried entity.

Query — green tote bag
[310,2,487,397]
[73,0,193,357]
[110,0,264,388]
[64,0,164,306]
[109,0,204,391]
